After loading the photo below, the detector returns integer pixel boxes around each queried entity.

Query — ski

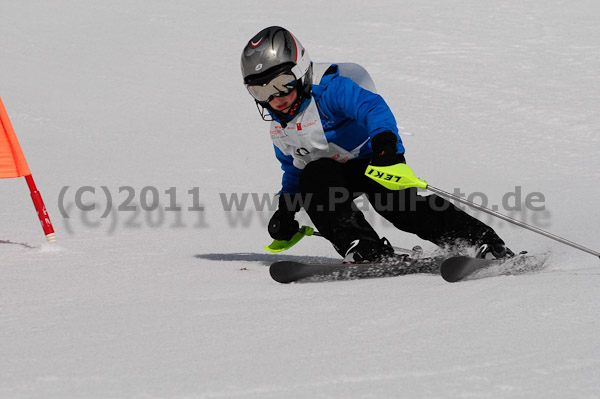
[440,253,547,282]
[440,256,498,282]
[270,252,548,284]
[269,256,443,284]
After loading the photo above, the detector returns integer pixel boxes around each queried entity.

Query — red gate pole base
[24,174,56,242]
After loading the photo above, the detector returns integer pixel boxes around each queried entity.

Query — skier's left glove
[370,131,406,166]
[268,193,301,241]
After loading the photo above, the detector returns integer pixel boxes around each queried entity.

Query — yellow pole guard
[365,164,428,190]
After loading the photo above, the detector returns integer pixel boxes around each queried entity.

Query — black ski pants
[297,158,501,255]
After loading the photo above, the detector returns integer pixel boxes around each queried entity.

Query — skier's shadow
[194,252,339,266]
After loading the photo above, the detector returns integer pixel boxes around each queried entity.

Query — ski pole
[365,164,600,259]
[426,185,599,258]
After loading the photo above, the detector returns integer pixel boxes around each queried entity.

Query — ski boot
[343,237,401,263]
[475,242,515,260]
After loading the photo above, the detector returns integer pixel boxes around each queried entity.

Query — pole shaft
[427,185,599,257]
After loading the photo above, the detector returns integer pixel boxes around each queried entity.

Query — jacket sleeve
[274,145,302,194]
[319,75,405,154]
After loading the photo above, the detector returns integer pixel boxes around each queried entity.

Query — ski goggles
[246,73,297,103]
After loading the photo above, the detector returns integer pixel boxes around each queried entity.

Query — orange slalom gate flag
[0,96,56,242]
[0,97,31,178]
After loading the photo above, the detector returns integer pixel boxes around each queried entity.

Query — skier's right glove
[370,131,406,166]
[268,193,300,241]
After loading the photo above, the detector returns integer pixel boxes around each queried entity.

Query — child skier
[241,26,513,262]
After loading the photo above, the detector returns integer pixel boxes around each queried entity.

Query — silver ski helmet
[241,26,312,120]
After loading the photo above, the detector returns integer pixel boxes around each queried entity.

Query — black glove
[370,131,406,166]
[268,194,300,241]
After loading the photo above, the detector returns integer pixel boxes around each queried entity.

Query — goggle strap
[291,50,311,80]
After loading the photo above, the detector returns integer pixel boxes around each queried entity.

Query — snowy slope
[1,1,599,398]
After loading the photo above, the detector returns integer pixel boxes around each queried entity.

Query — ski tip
[269,261,294,284]
[440,256,473,283]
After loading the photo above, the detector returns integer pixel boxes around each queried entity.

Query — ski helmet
[241,26,312,121]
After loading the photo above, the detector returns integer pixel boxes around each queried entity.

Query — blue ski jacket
[272,64,404,194]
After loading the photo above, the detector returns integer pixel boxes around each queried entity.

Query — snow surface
[1,1,600,398]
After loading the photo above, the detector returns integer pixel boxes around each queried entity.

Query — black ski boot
[342,237,397,263]
[475,242,515,260]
